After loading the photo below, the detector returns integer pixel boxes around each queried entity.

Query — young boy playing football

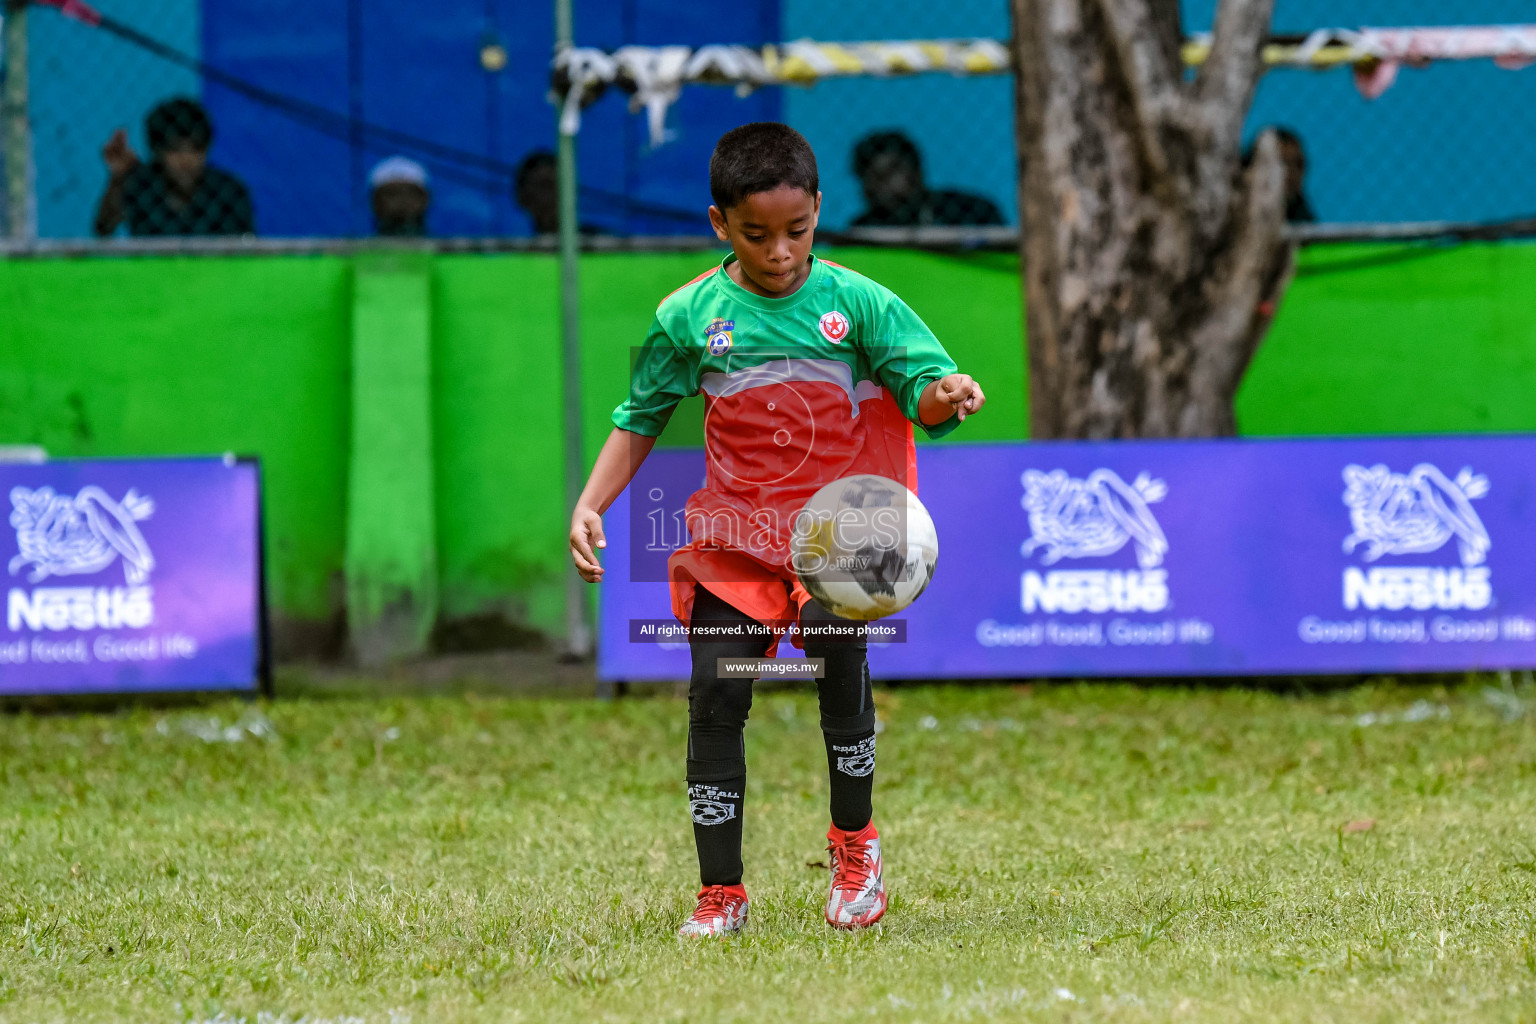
[569,122,984,938]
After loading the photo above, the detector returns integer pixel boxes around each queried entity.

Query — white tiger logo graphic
[1342,463,1489,567]
[1020,469,1168,569]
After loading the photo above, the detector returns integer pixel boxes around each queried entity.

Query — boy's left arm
[866,294,985,435]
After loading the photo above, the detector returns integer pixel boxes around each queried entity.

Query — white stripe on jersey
[699,358,885,416]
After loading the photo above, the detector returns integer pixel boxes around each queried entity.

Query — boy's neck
[726,255,813,299]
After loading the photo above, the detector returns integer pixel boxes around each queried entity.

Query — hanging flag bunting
[551,27,1536,144]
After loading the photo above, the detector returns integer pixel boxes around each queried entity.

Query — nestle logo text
[7,587,155,632]
[1021,570,1169,614]
[1341,567,1491,612]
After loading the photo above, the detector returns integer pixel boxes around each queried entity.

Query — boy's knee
[803,640,868,671]
[688,671,754,728]
[805,637,869,684]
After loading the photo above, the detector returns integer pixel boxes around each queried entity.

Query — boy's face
[709,185,821,297]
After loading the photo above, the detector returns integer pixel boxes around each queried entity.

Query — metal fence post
[2,0,34,242]
[555,0,593,663]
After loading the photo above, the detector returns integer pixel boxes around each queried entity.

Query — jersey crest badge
[819,310,850,344]
[705,317,734,356]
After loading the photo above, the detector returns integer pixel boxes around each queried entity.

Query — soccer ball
[790,474,939,621]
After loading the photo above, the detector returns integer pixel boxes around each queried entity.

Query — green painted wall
[1237,243,1536,434]
[348,252,438,662]
[0,257,352,634]
[429,255,565,634]
[1,242,1530,649]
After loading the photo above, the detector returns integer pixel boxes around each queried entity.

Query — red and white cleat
[825,821,887,929]
[677,883,749,938]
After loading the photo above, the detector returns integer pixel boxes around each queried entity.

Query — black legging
[684,585,877,886]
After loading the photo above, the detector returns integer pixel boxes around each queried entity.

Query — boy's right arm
[575,307,693,581]
[570,427,657,583]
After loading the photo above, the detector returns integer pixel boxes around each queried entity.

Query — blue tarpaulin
[200,0,781,237]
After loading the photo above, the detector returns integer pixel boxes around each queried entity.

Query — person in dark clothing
[369,156,431,237]
[1275,127,1317,224]
[515,151,560,235]
[1245,125,1316,223]
[514,150,604,235]
[849,131,1003,228]
[94,98,254,237]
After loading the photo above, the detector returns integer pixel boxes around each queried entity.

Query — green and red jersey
[612,253,960,631]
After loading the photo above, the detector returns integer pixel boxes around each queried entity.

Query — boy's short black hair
[709,122,818,211]
[146,97,213,152]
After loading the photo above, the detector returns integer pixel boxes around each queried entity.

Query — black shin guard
[821,708,877,832]
[686,756,747,886]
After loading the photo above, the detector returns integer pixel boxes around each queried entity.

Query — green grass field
[5,676,1536,1023]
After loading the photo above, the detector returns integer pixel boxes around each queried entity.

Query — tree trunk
[1012,0,1295,439]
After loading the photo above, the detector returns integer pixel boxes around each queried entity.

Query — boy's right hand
[570,506,607,582]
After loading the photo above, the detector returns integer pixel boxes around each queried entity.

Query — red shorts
[669,541,813,656]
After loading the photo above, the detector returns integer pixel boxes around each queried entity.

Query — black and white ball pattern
[790,474,939,621]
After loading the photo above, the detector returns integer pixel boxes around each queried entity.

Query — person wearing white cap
[369,156,430,236]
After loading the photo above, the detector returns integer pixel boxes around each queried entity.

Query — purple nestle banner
[598,438,1536,681]
[1,458,262,695]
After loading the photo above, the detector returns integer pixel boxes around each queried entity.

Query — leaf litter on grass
[155,708,279,744]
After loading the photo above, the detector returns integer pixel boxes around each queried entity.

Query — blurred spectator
[1275,127,1316,224]
[1246,126,1316,223]
[93,98,253,237]
[850,131,1003,228]
[370,156,431,236]
[515,150,603,235]
[516,151,559,234]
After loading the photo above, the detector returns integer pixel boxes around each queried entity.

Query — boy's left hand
[921,373,986,425]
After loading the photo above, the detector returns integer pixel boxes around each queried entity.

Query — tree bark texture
[1013,0,1294,438]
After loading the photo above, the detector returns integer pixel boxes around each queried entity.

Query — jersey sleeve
[611,314,695,437]
[863,291,962,440]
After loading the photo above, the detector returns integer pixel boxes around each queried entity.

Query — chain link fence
[14,0,201,239]
[778,0,1016,233]
[1201,0,1536,228]
[3,0,1534,242]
